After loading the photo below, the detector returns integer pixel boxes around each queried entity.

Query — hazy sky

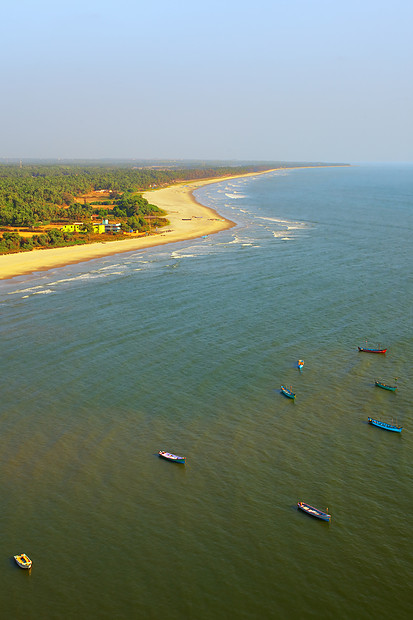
[2,0,412,162]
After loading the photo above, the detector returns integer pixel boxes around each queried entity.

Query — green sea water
[0,164,412,619]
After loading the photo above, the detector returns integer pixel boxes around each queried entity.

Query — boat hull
[14,554,32,569]
[358,347,387,354]
[158,451,186,464]
[280,386,295,399]
[297,502,331,521]
[368,418,402,433]
[375,381,397,391]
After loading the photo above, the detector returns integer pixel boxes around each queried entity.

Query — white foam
[257,216,308,227]
[272,231,294,240]
[98,264,124,271]
[50,272,109,286]
[7,285,45,295]
[170,253,196,259]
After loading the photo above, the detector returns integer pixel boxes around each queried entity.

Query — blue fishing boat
[298,360,304,370]
[368,418,402,433]
[158,450,186,464]
[297,502,331,521]
[375,380,397,392]
[281,385,295,399]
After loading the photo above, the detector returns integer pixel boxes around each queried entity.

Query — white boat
[14,553,32,569]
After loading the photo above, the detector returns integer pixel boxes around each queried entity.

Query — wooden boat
[297,502,331,521]
[281,385,295,399]
[368,418,402,433]
[358,346,386,354]
[298,360,304,370]
[375,380,397,392]
[158,450,186,464]
[14,554,32,569]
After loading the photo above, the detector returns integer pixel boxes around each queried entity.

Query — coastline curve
[0,169,280,280]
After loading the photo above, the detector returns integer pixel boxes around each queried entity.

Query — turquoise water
[0,165,412,619]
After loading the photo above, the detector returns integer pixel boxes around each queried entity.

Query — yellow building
[61,222,83,233]
[61,222,106,234]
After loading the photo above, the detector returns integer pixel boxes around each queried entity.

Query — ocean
[0,164,412,619]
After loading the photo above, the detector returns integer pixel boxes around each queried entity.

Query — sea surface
[0,164,412,619]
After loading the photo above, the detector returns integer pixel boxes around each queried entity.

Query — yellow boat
[14,553,32,569]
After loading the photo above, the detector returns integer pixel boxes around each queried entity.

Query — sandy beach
[0,169,280,280]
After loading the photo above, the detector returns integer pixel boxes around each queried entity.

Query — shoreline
[0,168,280,281]
[0,165,346,280]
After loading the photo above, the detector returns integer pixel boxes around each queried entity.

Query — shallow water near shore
[0,164,412,619]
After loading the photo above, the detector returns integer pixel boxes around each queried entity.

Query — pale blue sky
[2,0,412,161]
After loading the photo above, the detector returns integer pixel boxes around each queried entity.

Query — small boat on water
[358,345,387,354]
[14,554,32,569]
[298,360,304,370]
[281,385,295,399]
[158,451,186,464]
[375,380,397,392]
[368,418,402,433]
[297,502,331,521]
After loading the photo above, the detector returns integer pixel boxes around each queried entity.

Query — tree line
[0,162,286,253]
[0,162,271,228]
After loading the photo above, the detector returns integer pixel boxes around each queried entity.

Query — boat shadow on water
[9,557,26,571]
[12,555,32,571]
